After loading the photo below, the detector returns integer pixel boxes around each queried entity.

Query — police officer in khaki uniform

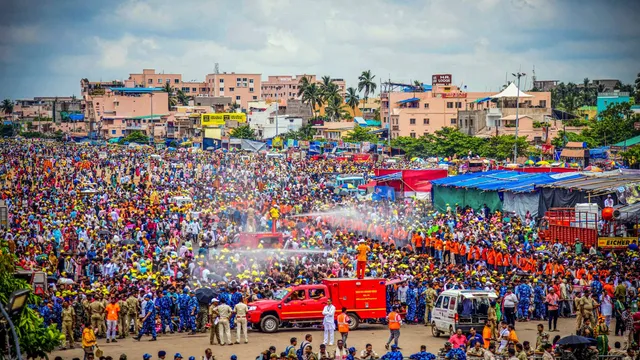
[98,294,108,337]
[89,296,105,337]
[217,300,233,345]
[117,295,129,339]
[208,298,221,345]
[488,302,498,339]
[423,284,437,325]
[233,297,249,344]
[61,301,75,349]
[126,291,140,334]
[574,292,584,331]
[581,293,598,324]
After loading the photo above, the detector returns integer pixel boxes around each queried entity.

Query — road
[52,318,621,359]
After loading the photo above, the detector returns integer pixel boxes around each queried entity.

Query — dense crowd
[2,139,640,360]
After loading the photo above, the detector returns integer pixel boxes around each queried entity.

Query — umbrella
[556,335,595,346]
[570,162,580,168]
[195,288,218,306]
[585,165,603,172]
[536,160,550,166]
[524,160,534,165]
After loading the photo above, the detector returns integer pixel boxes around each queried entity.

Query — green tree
[325,96,348,122]
[227,102,241,112]
[161,83,177,109]
[1,98,14,115]
[551,130,598,148]
[280,124,317,141]
[635,72,640,103]
[342,125,378,143]
[620,146,640,168]
[302,83,323,115]
[229,125,256,140]
[119,130,149,144]
[479,135,529,160]
[357,70,377,105]
[585,102,638,145]
[345,87,360,115]
[297,76,311,97]
[0,252,63,358]
[560,93,581,115]
[176,89,190,106]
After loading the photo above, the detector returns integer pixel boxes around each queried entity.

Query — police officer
[188,290,199,335]
[233,296,249,344]
[126,291,140,335]
[423,284,437,325]
[89,295,105,337]
[160,290,175,334]
[135,294,157,341]
[117,295,129,339]
[208,298,221,345]
[179,288,190,332]
[217,299,233,345]
[61,301,75,349]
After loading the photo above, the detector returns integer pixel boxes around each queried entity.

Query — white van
[430,290,497,337]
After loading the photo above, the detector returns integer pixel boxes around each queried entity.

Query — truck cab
[247,278,387,333]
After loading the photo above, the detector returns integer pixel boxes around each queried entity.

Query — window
[122,130,125,134]
[236,96,241,100]
[242,77,247,81]
[174,79,179,84]
[148,79,153,84]
[450,118,457,125]
[253,96,257,100]
[157,79,162,83]
[230,87,235,92]
[440,296,449,309]
[250,79,254,84]
[236,78,241,81]
[423,103,429,109]
[423,132,428,137]
[219,79,224,84]
[192,87,196,92]
[455,102,462,108]
[469,119,474,126]
[410,132,416,138]
[289,290,306,301]
[539,100,547,108]
[449,297,457,311]
[219,87,224,92]
[250,88,254,93]
[111,130,116,135]
[308,288,326,299]
[423,118,429,125]
[409,118,416,125]
[165,79,170,83]
[447,102,453,109]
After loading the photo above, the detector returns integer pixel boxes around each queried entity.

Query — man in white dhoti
[322,298,336,346]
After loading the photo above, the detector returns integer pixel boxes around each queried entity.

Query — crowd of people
[2,139,640,360]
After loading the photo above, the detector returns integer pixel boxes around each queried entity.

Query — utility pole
[275,86,280,138]
[513,72,525,163]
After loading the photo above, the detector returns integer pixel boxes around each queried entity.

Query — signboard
[442,92,467,98]
[597,237,635,249]
[272,136,283,148]
[432,74,452,85]
[287,139,295,148]
[201,113,247,126]
[635,122,640,130]
[299,141,309,149]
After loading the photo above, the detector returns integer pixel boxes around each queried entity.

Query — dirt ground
[51,318,622,360]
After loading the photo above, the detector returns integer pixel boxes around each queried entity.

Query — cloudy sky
[1,0,639,100]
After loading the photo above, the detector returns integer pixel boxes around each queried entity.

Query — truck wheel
[347,313,360,330]
[260,315,279,333]
[431,322,441,337]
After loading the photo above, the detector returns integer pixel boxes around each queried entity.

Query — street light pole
[512,72,526,163]
[275,86,280,138]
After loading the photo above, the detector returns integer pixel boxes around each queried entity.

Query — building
[577,106,597,121]
[247,101,303,139]
[80,79,125,97]
[380,78,552,139]
[312,120,356,140]
[13,97,83,122]
[261,75,346,106]
[282,99,313,123]
[592,79,620,92]
[597,91,630,115]
[204,72,261,110]
[83,87,168,139]
[532,80,559,92]
[128,69,209,97]
[192,96,233,112]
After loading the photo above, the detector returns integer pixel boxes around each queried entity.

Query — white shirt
[503,293,518,308]
[322,304,335,323]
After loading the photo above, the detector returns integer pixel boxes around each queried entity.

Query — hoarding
[201,113,247,126]
[597,237,635,249]
[442,92,468,98]
[432,74,452,85]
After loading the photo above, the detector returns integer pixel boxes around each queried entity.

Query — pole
[513,72,524,163]
[0,305,22,360]
[387,78,391,156]
[150,92,154,143]
[275,87,279,138]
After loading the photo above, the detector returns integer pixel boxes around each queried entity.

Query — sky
[1,0,639,100]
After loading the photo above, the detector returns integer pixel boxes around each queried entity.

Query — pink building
[381,82,551,139]
[83,87,168,139]
[261,75,346,106]
[205,72,262,110]
[128,69,210,97]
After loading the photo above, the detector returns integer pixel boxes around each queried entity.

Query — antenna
[214,63,220,74]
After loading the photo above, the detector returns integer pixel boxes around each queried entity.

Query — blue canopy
[431,170,583,193]
[396,97,420,104]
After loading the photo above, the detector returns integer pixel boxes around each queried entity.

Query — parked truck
[247,278,388,333]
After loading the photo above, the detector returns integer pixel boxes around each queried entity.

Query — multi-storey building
[380,79,551,140]
[261,75,346,106]
[204,72,262,110]
[128,69,210,97]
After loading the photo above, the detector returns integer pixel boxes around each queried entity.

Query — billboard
[201,113,247,126]
[597,237,635,249]
[432,74,452,85]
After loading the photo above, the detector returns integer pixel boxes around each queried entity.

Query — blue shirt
[467,333,484,348]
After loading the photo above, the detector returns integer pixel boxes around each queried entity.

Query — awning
[491,83,532,99]
[396,97,420,104]
[474,97,492,104]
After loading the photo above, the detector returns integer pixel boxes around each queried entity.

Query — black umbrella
[556,335,595,346]
[195,288,217,306]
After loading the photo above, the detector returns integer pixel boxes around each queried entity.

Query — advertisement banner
[299,141,309,149]
[432,74,452,85]
[287,139,295,148]
[598,237,635,249]
[201,113,247,126]
[272,137,283,148]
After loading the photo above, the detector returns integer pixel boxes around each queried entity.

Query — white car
[430,289,497,337]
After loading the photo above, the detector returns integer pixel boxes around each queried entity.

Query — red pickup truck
[247,278,388,333]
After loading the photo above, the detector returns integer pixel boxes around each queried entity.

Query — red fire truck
[247,278,388,333]
[229,232,286,249]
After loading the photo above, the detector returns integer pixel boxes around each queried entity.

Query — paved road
[52,318,623,359]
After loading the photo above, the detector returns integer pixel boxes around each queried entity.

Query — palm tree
[176,90,189,106]
[345,87,360,115]
[323,82,341,104]
[227,102,240,112]
[297,76,311,97]
[358,70,377,104]
[302,83,322,115]
[325,97,348,122]
[162,83,177,109]
[1,99,14,115]
[561,93,581,116]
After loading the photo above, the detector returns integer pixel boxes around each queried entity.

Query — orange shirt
[105,303,120,321]
[356,244,370,262]
[495,252,503,266]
